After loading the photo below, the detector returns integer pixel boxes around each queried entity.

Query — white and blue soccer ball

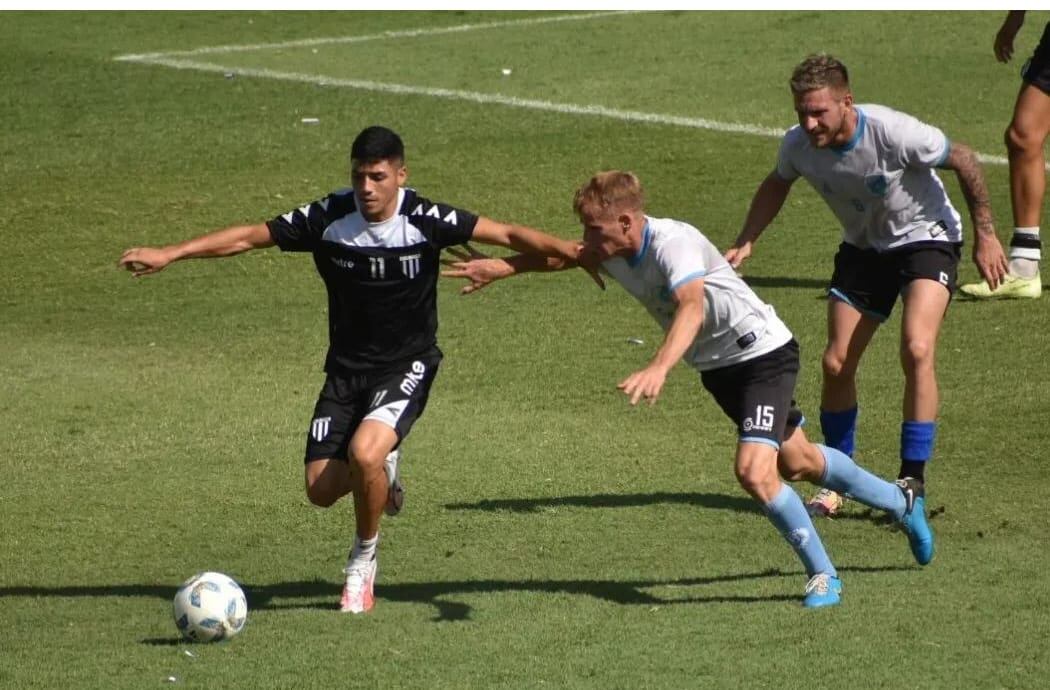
[172,571,248,642]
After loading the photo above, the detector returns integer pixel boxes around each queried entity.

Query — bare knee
[822,347,855,382]
[778,431,825,483]
[900,337,935,373]
[305,481,341,508]
[735,450,781,500]
[347,441,386,474]
[1006,121,1042,156]
[304,458,350,508]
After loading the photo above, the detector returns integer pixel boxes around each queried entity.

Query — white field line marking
[114,11,637,61]
[115,16,1024,169]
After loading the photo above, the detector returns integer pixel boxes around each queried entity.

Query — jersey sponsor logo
[742,404,775,433]
[410,203,459,225]
[400,253,422,279]
[736,332,757,350]
[928,220,947,238]
[311,416,331,442]
[864,173,888,196]
[330,256,355,270]
[399,360,427,396]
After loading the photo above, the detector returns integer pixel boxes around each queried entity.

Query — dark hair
[350,126,405,164]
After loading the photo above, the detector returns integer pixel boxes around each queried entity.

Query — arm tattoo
[946,144,995,236]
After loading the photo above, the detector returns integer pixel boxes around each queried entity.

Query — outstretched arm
[471,217,580,263]
[725,171,794,269]
[118,223,274,277]
[441,245,603,295]
[940,143,1008,289]
[618,278,704,406]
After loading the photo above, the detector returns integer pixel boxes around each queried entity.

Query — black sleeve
[402,191,479,249]
[266,189,355,252]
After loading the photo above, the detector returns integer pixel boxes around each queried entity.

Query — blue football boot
[802,573,842,608]
[896,477,934,565]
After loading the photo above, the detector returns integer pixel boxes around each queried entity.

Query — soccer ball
[172,571,248,642]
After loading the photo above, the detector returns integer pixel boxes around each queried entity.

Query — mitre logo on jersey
[400,253,422,279]
[311,416,331,442]
[410,203,458,225]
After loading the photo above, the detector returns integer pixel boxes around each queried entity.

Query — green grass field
[3,10,1049,689]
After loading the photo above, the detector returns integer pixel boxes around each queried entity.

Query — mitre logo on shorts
[399,360,427,395]
[311,416,331,442]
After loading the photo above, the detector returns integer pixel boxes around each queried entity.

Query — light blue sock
[817,444,907,519]
[764,484,836,578]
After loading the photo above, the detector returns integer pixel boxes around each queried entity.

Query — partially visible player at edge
[444,170,934,608]
[118,125,585,614]
[960,10,1049,299]
[725,54,1007,517]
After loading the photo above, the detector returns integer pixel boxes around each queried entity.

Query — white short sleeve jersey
[776,104,962,251]
[600,216,793,372]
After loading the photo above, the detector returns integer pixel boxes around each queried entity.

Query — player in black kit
[119,126,584,614]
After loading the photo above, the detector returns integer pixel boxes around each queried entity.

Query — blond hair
[573,171,646,219]
[790,53,850,95]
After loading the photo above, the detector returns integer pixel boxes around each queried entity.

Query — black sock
[898,461,925,483]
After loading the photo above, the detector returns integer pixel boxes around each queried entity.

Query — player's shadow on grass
[446,492,921,530]
[251,564,911,622]
[444,491,761,515]
[3,564,914,635]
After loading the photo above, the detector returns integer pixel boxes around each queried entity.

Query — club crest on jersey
[865,173,888,196]
[311,416,331,442]
[410,202,458,225]
[400,253,422,279]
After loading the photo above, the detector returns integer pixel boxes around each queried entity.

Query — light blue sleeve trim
[627,221,653,268]
[831,107,866,155]
[739,436,781,450]
[935,137,952,168]
[828,288,889,323]
[669,270,706,291]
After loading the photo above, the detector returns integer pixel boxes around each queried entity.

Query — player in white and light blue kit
[445,171,933,607]
[727,54,1008,517]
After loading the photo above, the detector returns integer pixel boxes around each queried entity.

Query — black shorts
[303,353,442,463]
[700,340,805,449]
[828,241,961,321]
[1022,22,1050,95]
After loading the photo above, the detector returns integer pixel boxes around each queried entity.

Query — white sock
[1009,227,1041,278]
[348,535,378,566]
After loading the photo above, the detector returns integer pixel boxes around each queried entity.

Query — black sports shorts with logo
[1022,22,1050,95]
[700,339,804,449]
[828,240,961,321]
[303,351,442,463]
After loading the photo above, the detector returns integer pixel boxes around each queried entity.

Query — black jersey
[267,187,478,374]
